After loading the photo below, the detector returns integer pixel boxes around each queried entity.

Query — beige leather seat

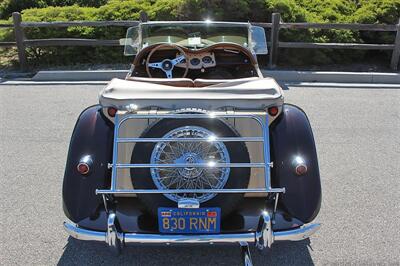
[127,76,194,87]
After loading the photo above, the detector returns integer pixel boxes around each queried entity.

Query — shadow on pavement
[58,237,313,265]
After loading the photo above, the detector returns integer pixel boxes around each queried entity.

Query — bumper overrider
[64,210,320,264]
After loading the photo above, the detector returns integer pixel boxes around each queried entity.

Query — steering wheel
[146,43,189,79]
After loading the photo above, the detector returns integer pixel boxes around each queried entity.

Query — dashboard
[175,52,216,69]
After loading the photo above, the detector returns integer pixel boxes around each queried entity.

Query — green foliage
[96,0,151,20]
[1,0,398,68]
[0,19,12,42]
[0,0,107,19]
[353,0,400,24]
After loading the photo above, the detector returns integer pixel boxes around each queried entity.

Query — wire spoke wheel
[150,126,230,202]
[131,118,250,216]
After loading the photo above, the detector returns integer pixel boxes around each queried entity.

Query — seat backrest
[127,76,194,87]
[193,77,259,87]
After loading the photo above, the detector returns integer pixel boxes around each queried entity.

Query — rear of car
[62,78,321,262]
[62,21,321,265]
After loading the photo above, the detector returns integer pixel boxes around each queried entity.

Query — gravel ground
[0,84,399,265]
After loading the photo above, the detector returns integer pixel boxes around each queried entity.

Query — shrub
[0,0,107,19]
[1,0,399,68]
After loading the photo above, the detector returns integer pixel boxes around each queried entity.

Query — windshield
[141,22,249,49]
[123,22,268,56]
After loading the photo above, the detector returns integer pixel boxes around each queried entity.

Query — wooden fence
[1,12,399,71]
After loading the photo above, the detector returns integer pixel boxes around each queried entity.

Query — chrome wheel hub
[150,126,230,203]
[176,152,204,179]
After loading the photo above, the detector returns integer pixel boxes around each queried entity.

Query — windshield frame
[142,21,250,50]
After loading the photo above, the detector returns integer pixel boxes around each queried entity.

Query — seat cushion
[100,78,284,110]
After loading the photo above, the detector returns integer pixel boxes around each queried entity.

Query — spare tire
[130,117,250,216]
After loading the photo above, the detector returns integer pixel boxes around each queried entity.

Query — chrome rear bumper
[64,211,320,247]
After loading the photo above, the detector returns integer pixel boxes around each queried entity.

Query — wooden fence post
[139,11,148,22]
[269,13,281,69]
[12,12,27,71]
[390,18,400,71]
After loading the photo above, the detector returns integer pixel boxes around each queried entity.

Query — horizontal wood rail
[278,42,395,50]
[0,41,16,47]
[24,38,120,47]
[1,12,399,71]
[0,24,13,28]
[21,20,139,28]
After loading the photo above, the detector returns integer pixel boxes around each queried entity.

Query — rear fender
[62,105,114,223]
[270,104,322,223]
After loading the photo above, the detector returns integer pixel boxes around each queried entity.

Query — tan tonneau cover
[99,78,284,110]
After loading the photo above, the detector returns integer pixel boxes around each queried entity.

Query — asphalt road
[0,84,399,265]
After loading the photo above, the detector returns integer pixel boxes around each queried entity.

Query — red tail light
[268,106,279,116]
[77,162,90,175]
[107,107,117,117]
[295,164,308,176]
[77,155,92,175]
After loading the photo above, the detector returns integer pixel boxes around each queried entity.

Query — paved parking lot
[0,83,399,265]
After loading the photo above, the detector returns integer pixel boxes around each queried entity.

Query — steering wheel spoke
[165,70,173,79]
[148,62,163,69]
[171,55,186,65]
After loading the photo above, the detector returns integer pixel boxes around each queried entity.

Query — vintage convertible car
[63,21,321,265]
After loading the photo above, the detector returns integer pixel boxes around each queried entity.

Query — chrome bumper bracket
[255,211,273,250]
[106,212,122,254]
[240,242,253,266]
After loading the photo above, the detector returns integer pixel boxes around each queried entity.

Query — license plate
[158,207,221,234]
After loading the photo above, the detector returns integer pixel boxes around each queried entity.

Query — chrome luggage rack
[96,112,285,196]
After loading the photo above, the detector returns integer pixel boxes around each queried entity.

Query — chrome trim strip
[64,221,106,241]
[110,113,120,190]
[274,223,321,241]
[123,233,255,244]
[114,162,266,168]
[96,188,285,195]
[116,137,264,143]
[118,113,265,123]
[263,115,272,190]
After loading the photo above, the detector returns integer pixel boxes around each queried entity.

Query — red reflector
[207,211,217,217]
[268,106,279,116]
[107,107,117,117]
[77,163,90,175]
[295,164,308,176]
